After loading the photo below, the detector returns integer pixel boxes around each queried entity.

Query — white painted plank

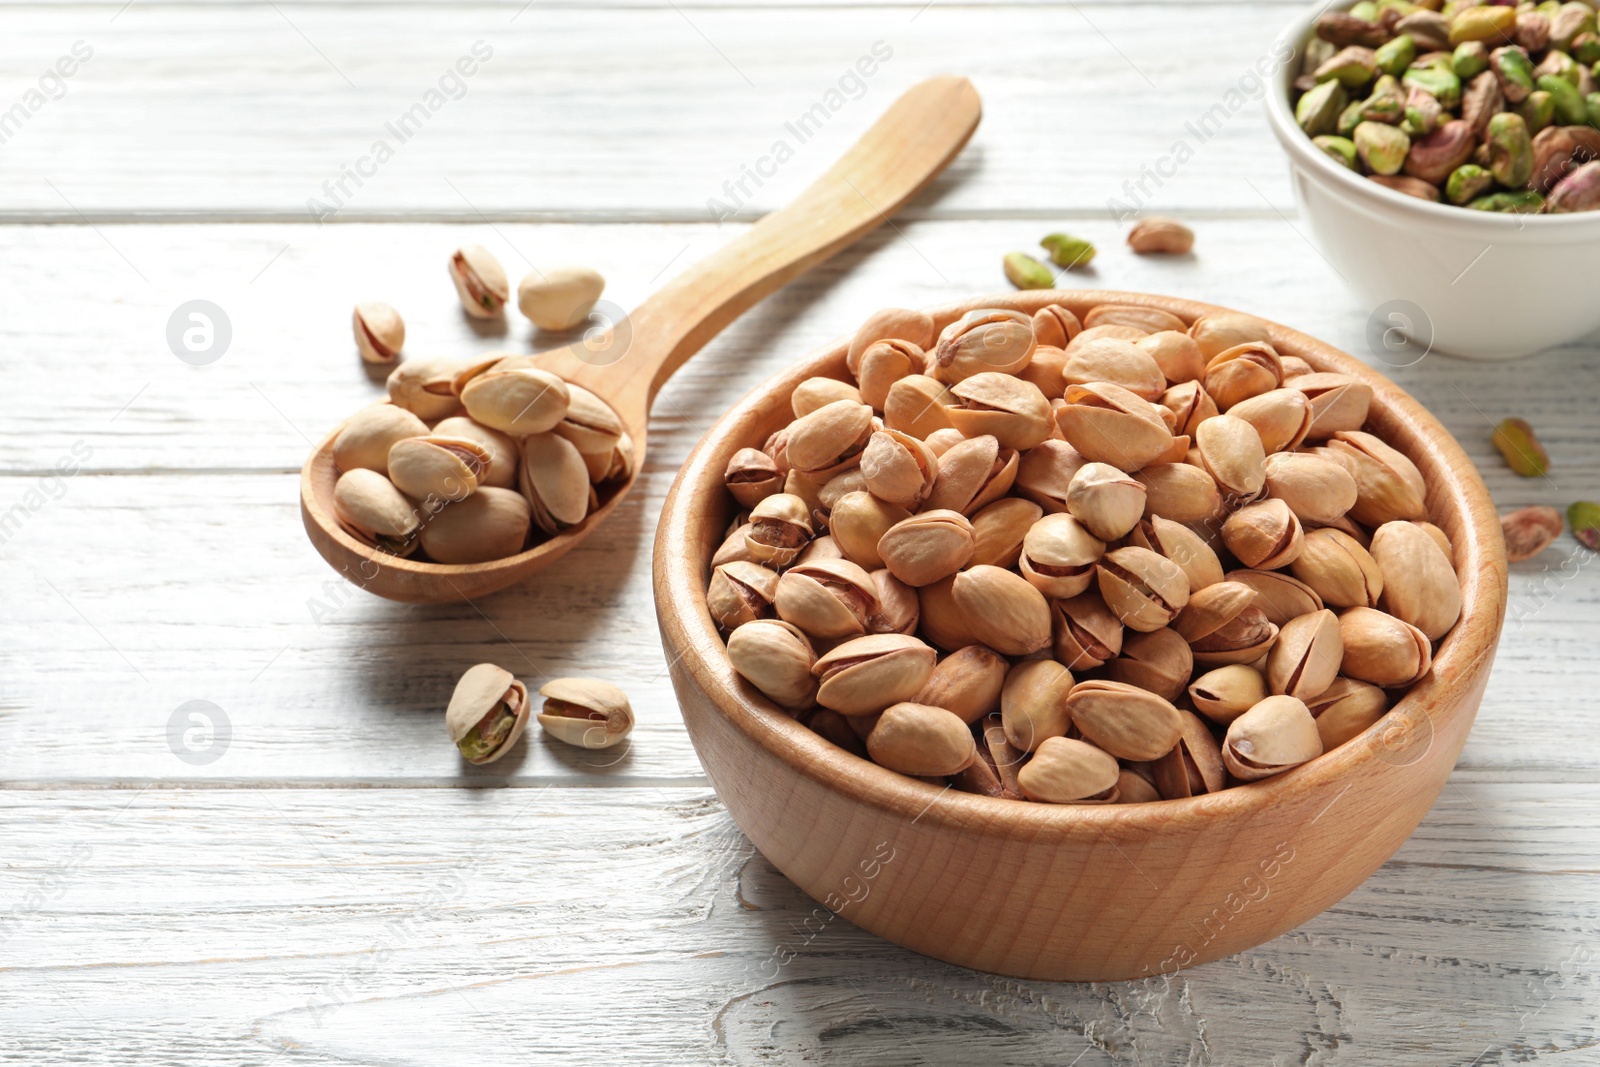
[0,2,1304,219]
[1,784,1597,1065]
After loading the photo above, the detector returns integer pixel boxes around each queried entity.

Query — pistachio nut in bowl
[654,290,1507,981]
[1266,0,1600,360]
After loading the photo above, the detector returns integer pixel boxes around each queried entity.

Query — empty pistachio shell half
[1018,737,1120,803]
[447,663,530,765]
[537,677,633,749]
[388,435,491,504]
[461,368,572,435]
[866,702,977,776]
[333,404,429,476]
[352,301,405,364]
[387,358,469,421]
[333,468,421,556]
[420,487,532,564]
[520,432,593,535]
[517,267,604,330]
[448,244,510,318]
[1222,695,1323,782]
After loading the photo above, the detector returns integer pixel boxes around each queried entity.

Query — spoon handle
[545,75,982,424]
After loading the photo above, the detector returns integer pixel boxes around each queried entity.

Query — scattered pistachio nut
[537,677,633,750]
[1127,217,1195,255]
[1570,501,1600,551]
[448,245,510,318]
[1501,505,1564,561]
[447,663,530,765]
[1004,252,1055,290]
[1491,417,1550,477]
[517,267,605,331]
[1039,232,1097,269]
[352,301,405,364]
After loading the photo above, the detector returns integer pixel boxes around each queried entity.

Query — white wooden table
[3,2,1598,1063]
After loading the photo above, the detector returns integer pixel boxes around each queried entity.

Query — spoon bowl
[301,76,983,603]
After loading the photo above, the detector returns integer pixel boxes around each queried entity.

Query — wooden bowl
[653,290,1508,981]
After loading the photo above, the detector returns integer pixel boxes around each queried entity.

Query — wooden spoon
[302,75,981,603]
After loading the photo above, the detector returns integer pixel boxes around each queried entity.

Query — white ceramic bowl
[1265,0,1600,360]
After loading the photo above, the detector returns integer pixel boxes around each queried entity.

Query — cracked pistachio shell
[551,384,623,459]
[1065,462,1146,542]
[968,497,1043,569]
[1265,609,1343,701]
[723,447,783,509]
[1370,520,1462,640]
[1171,581,1259,645]
[774,558,879,640]
[867,702,976,776]
[1096,545,1191,633]
[729,619,818,710]
[1055,382,1175,471]
[1223,498,1305,570]
[914,644,1008,724]
[1019,512,1105,599]
[924,434,1017,516]
[1189,310,1273,361]
[1195,414,1267,499]
[519,432,592,535]
[712,522,755,568]
[1160,380,1220,438]
[877,510,975,588]
[352,301,405,364]
[1106,626,1194,703]
[461,368,572,435]
[1018,737,1120,804]
[1132,463,1222,525]
[1173,582,1279,667]
[784,399,874,478]
[708,560,780,630]
[538,677,633,750]
[882,374,957,440]
[516,266,604,330]
[420,487,531,564]
[446,663,530,765]
[1226,569,1326,628]
[1084,304,1185,335]
[950,565,1052,656]
[813,633,938,716]
[868,568,919,634]
[1228,388,1314,454]
[745,492,815,567]
[1339,607,1433,687]
[1000,659,1076,752]
[1222,696,1323,781]
[1138,331,1207,386]
[1203,342,1285,411]
[829,491,908,570]
[860,429,940,510]
[333,404,430,476]
[1188,664,1268,726]
[1307,677,1389,750]
[1153,708,1227,800]
[848,307,936,372]
[387,357,469,420]
[431,419,514,491]
[1031,304,1084,348]
[333,468,421,556]
[793,376,864,419]
[1129,516,1225,592]
[1014,439,1089,514]
[930,308,1037,383]
[1291,528,1384,609]
[1288,373,1372,440]
[388,435,490,504]
[1063,337,1167,401]
[853,339,923,411]
[1066,679,1184,762]
[1319,430,1428,526]
[1052,592,1124,670]
[947,373,1053,452]
[1264,452,1357,526]
[448,245,509,318]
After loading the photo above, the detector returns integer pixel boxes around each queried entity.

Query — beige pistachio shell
[1227,388,1314,454]
[950,565,1052,656]
[783,399,874,478]
[388,435,490,503]
[1266,609,1343,701]
[1014,439,1089,513]
[1307,677,1389,750]
[868,568,920,634]
[859,429,939,510]
[1031,304,1083,348]
[552,384,624,458]
[877,510,976,588]
[727,619,818,710]
[1066,679,1184,761]
[744,492,814,567]
[1161,380,1219,437]
[1290,527,1384,609]
[517,266,604,330]
[1131,463,1222,525]
[969,497,1043,570]
[925,435,1017,516]
[1222,498,1305,570]
[917,576,978,652]
[1116,767,1164,804]
[449,245,510,318]
[707,560,780,630]
[1138,330,1207,384]
[1319,430,1427,526]
[1339,607,1433,687]
[1153,709,1227,799]
[446,663,530,764]
[1000,659,1075,752]
[1055,382,1175,470]
[1194,414,1267,498]
[333,468,421,555]
[1085,304,1185,335]
[1188,664,1268,725]
[1369,520,1462,640]
[848,307,936,371]
[1289,373,1372,440]
[1019,512,1104,599]
[333,404,430,475]
[353,301,405,364]
[813,633,938,716]
[1052,592,1125,670]
[1226,568,1325,627]
[854,339,923,411]
[914,644,1008,724]
[420,487,532,564]
[1190,310,1273,360]
[947,373,1053,452]
[866,702,977,776]
[1018,344,1070,395]
[723,447,782,509]
[387,358,469,420]
[1203,341,1284,411]
[1066,462,1146,541]
[1064,337,1167,400]
[537,677,633,749]
[519,432,592,535]
[791,377,864,419]
[829,491,908,570]
[774,558,878,640]
[1129,516,1224,592]
[1095,546,1191,633]
[1263,452,1357,526]
[883,374,957,440]
[1106,626,1194,703]
[1017,737,1121,803]
[461,368,572,435]
[930,308,1037,382]
[433,416,517,489]
[1222,695,1322,781]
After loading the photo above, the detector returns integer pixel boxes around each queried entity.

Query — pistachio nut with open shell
[447,663,530,764]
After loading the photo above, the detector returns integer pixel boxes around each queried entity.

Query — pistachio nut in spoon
[301,75,982,603]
